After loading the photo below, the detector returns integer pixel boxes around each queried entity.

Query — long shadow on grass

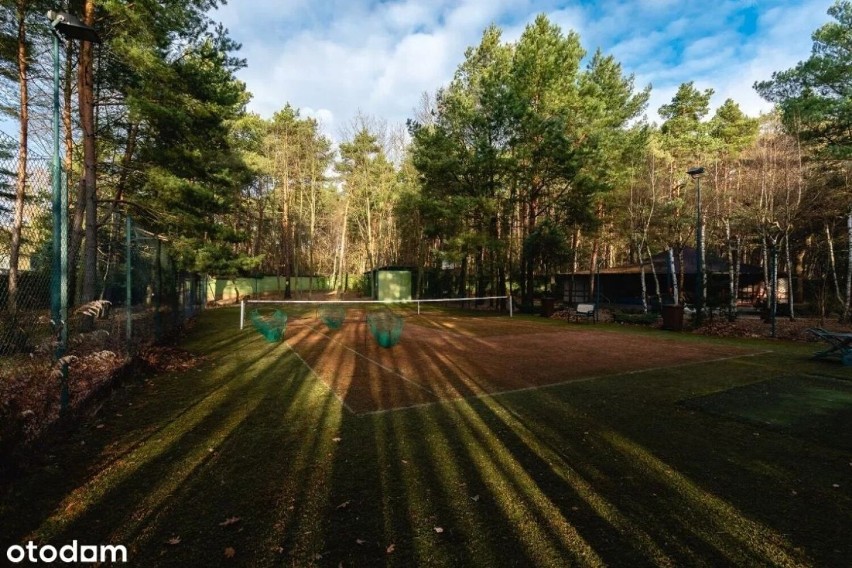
[295,319,629,565]
[100,350,345,567]
[313,337,613,567]
[473,373,842,567]
[297,315,848,566]
[274,317,508,564]
[0,335,285,540]
[7,310,847,566]
[112,315,398,566]
[1,328,347,566]
[323,407,518,566]
[315,349,827,566]
[319,389,636,566]
[0,338,262,546]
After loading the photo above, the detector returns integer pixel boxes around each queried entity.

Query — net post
[417,300,421,315]
[508,294,513,318]
[240,299,245,330]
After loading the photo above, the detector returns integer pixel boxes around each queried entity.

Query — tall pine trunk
[336,199,349,293]
[589,238,599,302]
[8,1,28,314]
[80,0,98,304]
[522,197,537,306]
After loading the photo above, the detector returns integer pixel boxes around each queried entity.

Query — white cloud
[301,107,336,130]
[383,0,439,31]
[373,32,451,101]
[209,0,837,138]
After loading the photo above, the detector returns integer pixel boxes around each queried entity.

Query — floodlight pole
[769,238,778,338]
[50,28,69,410]
[688,167,706,326]
[47,9,100,413]
[764,228,781,339]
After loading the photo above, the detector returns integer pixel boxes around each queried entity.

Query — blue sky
[212,0,835,139]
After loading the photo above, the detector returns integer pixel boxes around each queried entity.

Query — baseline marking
[358,350,774,417]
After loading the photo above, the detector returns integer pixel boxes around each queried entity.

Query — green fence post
[155,238,161,341]
[126,214,132,346]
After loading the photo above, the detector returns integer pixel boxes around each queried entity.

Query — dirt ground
[690,314,852,341]
[284,313,757,414]
[555,307,852,342]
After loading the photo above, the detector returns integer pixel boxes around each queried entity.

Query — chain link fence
[0,133,204,460]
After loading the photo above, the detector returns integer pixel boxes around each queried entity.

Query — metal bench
[574,303,596,323]
[806,327,852,366]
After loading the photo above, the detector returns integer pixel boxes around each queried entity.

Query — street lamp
[687,166,706,325]
[764,224,783,339]
[47,9,100,413]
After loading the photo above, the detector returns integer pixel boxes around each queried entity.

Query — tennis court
[254,304,758,414]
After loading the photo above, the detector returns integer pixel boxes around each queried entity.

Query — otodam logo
[7,541,128,564]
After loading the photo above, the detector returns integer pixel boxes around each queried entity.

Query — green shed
[368,267,413,301]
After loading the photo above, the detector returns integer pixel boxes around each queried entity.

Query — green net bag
[250,309,288,342]
[319,305,346,330]
[366,311,404,348]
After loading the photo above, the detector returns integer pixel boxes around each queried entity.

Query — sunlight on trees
[1,1,850,321]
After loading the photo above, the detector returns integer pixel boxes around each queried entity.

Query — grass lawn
[1,307,851,567]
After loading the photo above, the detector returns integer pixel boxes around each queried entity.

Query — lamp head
[47,10,101,43]
[687,166,706,179]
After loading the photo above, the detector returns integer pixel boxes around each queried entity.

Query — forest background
[1,0,851,322]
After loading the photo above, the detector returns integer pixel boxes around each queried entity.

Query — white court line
[299,320,442,400]
[281,340,357,415]
[358,349,775,417]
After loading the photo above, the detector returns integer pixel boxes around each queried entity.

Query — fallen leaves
[224,547,236,558]
[165,536,181,546]
[434,526,444,534]
[219,516,241,527]
[138,346,205,373]
[386,543,396,554]
[75,299,112,318]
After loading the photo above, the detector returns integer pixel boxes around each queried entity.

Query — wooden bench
[574,303,596,323]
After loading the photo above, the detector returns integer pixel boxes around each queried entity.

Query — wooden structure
[557,247,770,308]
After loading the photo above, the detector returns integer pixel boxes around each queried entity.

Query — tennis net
[239,295,512,331]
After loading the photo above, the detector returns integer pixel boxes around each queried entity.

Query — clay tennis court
[277,309,756,414]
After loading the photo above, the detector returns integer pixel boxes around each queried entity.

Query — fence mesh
[0,133,204,457]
